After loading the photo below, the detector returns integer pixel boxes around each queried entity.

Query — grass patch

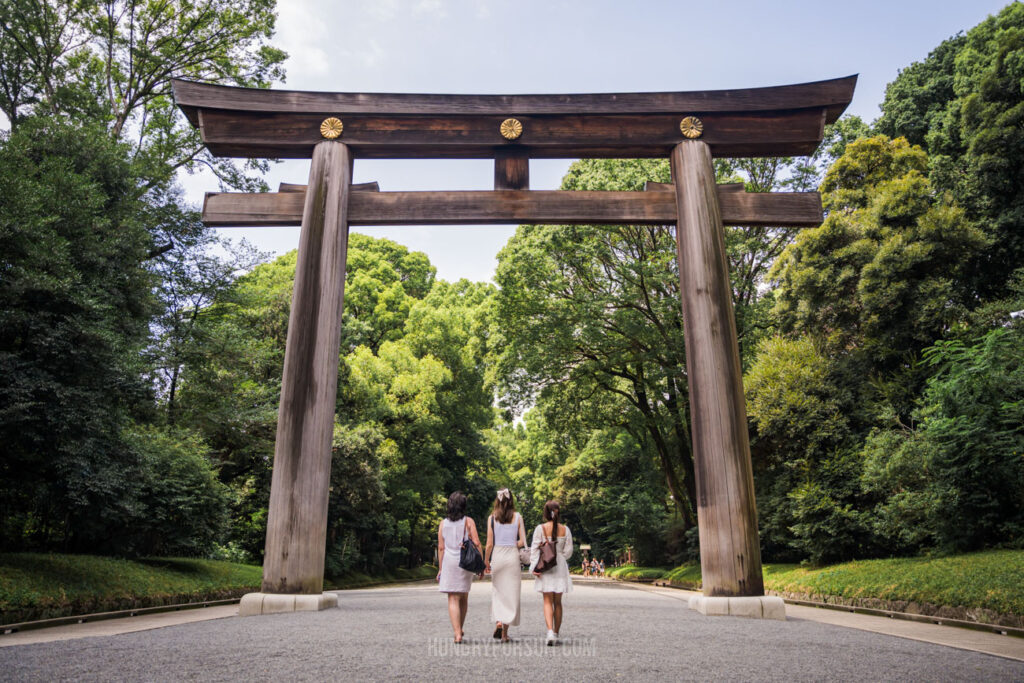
[762,551,1024,617]
[605,550,1024,617]
[0,553,438,624]
[0,553,262,624]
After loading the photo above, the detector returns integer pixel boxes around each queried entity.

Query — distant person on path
[436,491,482,643]
[483,488,528,642]
[590,558,599,576]
[581,559,589,577]
[530,500,573,646]
[599,559,605,576]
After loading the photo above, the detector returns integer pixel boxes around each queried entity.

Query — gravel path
[3,580,1022,681]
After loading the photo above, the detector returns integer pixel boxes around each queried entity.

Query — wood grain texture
[261,141,352,595]
[494,151,529,190]
[646,181,743,193]
[192,108,827,159]
[173,75,856,122]
[280,181,378,193]
[671,140,765,598]
[202,188,822,228]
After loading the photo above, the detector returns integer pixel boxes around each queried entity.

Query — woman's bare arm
[436,521,444,580]
[484,515,494,571]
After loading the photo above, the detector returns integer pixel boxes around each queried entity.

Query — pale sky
[176,0,1011,282]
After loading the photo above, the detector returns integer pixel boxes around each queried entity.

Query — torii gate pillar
[239,141,352,616]
[672,140,784,619]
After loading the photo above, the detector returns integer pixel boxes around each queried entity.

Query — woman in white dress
[436,491,482,643]
[483,488,528,642]
[529,500,573,646]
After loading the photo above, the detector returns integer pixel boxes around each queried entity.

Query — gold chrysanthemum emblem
[320,117,344,139]
[500,118,523,140]
[679,116,703,139]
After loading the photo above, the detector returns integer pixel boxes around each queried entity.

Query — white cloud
[414,0,446,15]
[366,0,401,21]
[276,0,331,79]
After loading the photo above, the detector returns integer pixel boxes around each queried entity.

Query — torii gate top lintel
[171,74,856,160]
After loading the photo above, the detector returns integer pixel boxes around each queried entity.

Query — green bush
[604,564,668,580]
[918,325,1024,551]
[121,425,231,557]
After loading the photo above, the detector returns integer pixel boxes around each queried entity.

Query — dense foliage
[877,2,1024,299]
[1,1,1021,578]
[173,236,498,572]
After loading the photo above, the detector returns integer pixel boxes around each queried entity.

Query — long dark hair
[447,491,467,521]
[543,500,561,536]
[493,489,516,524]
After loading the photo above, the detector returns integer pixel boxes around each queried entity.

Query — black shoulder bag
[459,518,485,574]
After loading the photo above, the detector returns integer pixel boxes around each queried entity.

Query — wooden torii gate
[173,75,856,619]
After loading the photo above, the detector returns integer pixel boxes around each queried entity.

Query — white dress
[529,523,573,594]
[489,512,525,625]
[438,517,474,593]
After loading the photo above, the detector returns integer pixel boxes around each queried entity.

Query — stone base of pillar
[238,592,338,616]
[689,594,785,620]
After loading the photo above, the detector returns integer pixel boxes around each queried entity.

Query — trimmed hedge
[0,553,438,624]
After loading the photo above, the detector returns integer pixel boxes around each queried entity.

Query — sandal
[492,622,503,639]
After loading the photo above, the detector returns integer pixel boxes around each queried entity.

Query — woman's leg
[447,593,464,640]
[553,593,563,633]
[458,593,469,632]
[542,593,555,631]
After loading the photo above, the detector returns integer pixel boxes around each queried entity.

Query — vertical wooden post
[261,141,352,595]
[671,140,764,598]
[494,150,529,190]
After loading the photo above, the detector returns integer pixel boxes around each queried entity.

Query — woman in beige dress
[483,488,528,642]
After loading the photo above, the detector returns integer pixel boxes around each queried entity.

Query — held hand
[436,572,441,582]
[532,571,541,577]
[484,563,491,574]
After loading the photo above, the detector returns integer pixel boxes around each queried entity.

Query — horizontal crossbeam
[202,187,822,228]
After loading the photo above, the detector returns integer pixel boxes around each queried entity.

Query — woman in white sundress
[483,488,528,642]
[529,500,573,646]
[437,491,482,643]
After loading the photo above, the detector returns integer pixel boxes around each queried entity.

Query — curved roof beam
[173,75,856,159]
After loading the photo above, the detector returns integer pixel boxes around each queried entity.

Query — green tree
[177,236,496,572]
[0,118,154,551]
[0,0,287,190]
[744,336,863,562]
[122,424,231,557]
[770,136,985,418]
[917,322,1024,550]
[877,2,1024,298]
